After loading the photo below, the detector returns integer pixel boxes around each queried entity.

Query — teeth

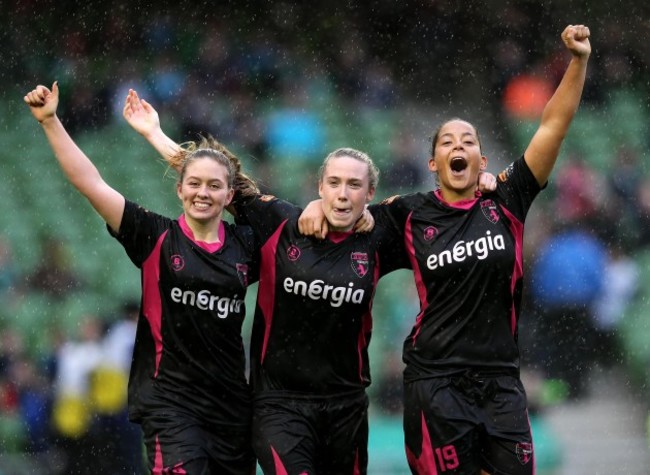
[194,203,210,210]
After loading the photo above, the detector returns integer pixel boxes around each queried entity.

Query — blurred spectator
[592,246,639,367]
[383,129,426,193]
[528,222,608,400]
[502,65,554,121]
[51,315,105,475]
[265,80,326,163]
[92,300,143,474]
[552,154,607,226]
[23,235,83,299]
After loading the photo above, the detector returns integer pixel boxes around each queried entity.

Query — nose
[336,185,349,200]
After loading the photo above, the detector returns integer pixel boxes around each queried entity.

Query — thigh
[142,410,254,475]
[480,377,534,475]
[403,378,481,474]
[252,397,317,475]
[481,437,534,475]
[320,393,369,475]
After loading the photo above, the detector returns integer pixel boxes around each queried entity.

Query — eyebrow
[440,132,476,139]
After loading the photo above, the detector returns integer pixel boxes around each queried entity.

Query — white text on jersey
[426,231,506,270]
[170,287,244,318]
[283,278,365,308]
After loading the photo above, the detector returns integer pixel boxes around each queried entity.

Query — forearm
[142,126,182,168]
[40,116,104,193]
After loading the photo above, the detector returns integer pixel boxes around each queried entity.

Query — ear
[176,182,183,200]
[224,187,235,207]
[318,180,324,199]
[480,155,488,170]
[366,186,376,203]
[428,157,437,173]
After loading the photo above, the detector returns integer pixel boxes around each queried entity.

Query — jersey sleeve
[494,156,543,221]
[107,199,172,267]
[369,194,411,239]
[227,222,262,286]
[233,194,301,244]
[374,223,411,276]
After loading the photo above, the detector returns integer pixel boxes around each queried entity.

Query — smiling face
[318,154,376,233]
[429,119,487,202]
[176,156,234,227]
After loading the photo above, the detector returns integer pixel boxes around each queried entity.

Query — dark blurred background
[0,1,649,473]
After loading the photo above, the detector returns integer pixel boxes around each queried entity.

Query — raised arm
[524,24,591,186]
[24,82,125,232]
[123,89,182,172]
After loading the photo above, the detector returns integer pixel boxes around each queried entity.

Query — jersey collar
[178,214,225,253]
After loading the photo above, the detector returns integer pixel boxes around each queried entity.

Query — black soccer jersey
[109,200,259,427]
[234,195,407,395]
[372,157,541,380]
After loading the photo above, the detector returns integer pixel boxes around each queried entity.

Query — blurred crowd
[1,1,649,473]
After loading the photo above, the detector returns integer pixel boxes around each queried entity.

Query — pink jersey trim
[178,214,225,253]
[500,205,524,333]
[356,257,379,382]
[404,212,428,346]
[328,230,353,243]
[142,231,167,377]
[434,189,480,210]
[258,221,287,363]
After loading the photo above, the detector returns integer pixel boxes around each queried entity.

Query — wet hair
[169,135,259,198]
[317,148,379,190]
[429,118,483,156]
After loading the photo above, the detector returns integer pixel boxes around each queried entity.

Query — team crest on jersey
[423,226,439,241]
[516,442,533,465]
[481,199,500,224]
[170,254,185,271]
[259,194,276,202]
[236,263,249,287]
[351,252,369,278]
[287,244,301,261]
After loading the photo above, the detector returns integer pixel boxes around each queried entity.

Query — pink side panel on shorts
[270,446,289,475]
[152,435,189,474]
[405,412,438,474]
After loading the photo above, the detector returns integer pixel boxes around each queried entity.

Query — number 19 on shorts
[434,445,459,471]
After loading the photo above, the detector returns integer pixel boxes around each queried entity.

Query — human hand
[298,199,329,239]
[561,24,591,58]
[354,207,375,233]
[477,171,497,192]
[24,82,59,123]
[122,89,160,137]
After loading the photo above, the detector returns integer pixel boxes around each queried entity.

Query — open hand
[122,89,160,137]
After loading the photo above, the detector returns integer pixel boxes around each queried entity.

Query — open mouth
[450,157,468,173]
